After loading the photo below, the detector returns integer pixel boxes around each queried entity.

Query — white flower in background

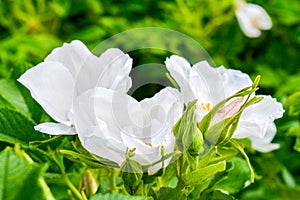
[18,40,132,135]
[73,87,183,172]
[165,55,284,152]
[235,0,272,38]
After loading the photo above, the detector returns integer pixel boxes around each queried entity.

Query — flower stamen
[198,102,211,111]
[143,142,153,147]
[252,18,260,29]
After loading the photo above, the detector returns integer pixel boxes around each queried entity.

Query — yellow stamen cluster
[198,102,211,111]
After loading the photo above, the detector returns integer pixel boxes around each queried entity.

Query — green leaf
[0,95,14,109]
[43,172,69,199]
[271,0,300,26]
[16,80,45,123]
[0,79,30,118]
[188,179,211,199]
[25,146,62,173]
[59,149,119,168]
[293,136,300,153]
[4,63,45,123]
[211,190,235,200]
[0,147,54,200]
[158,187,186,200]
[90,192,153,200]
[214,157,250,194]
[182,160,226,185]
[0,133,27,145]
[208,147,238,164]
[287,126,300,137]
[281,167,296,188]
[70,25,106,42]
[158,164,178,188]
[0,108,49,144]
[10,62,32,80]
[286,91,300,116]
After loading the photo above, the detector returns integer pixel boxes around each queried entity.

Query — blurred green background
[1,0,300,199]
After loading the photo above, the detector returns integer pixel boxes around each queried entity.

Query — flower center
[198,102,211,111]
[252,18,260,29]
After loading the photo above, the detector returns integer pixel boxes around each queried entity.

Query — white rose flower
[18,40,132,135]
[73,87,183,173]
[235,0,272,38]
[165,55,284,152]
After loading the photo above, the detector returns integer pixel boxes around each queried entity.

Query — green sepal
[173,99,204,155]
[204,95,263,146]
[120,159,143,187]
[166,72,179,89]
[59,150,118,168]
[199,81,259,136]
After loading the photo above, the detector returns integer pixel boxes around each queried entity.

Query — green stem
[230,140,255,182]
[29,135,62,146]
[81,190,88,200]
[176,0,190,16]
[144,183,151,196]
[109,168,117,193]
[118,185,129,195]
[62,172,86,200]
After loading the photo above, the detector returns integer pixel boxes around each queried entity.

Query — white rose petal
[165,55,284,152]
[73,87,183,172]
[234,95,284,139]
[248,123,280,152]
[235,1,272,38]
[18,40,133,135]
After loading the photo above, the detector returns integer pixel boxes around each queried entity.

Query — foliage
[0,146,54,200]
[0,0,300,199]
